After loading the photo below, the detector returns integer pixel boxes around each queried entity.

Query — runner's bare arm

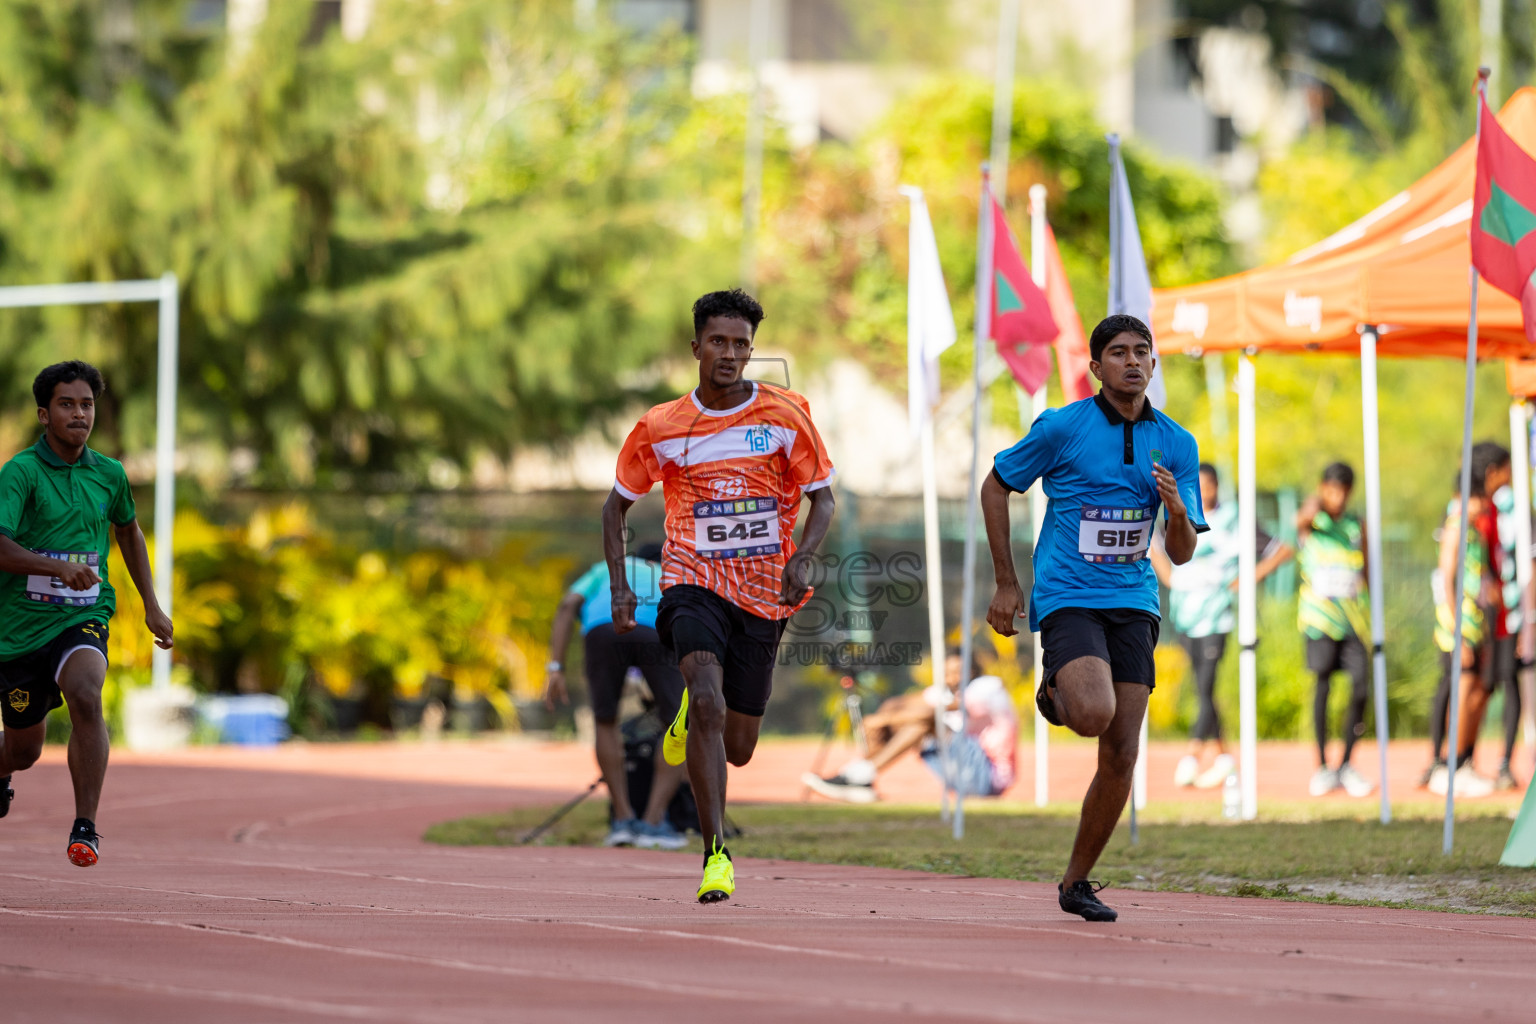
[602,489,639,633]
[1156,464,1197,564]
[782,485,835,607]
[113,520,173,649]
[544,593,583,708]
[980,473,1025,637]
[0,534,100,590]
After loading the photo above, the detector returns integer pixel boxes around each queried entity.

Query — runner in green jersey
[0,362,174,866]
[1295,462,1373,799]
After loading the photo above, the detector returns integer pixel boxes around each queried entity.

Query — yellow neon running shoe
[662,688,688,766]
[696,841,734,903]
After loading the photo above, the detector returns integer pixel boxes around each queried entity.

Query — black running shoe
[67,823,100,867]
[1058,880,1117,922]
[0,776,11,819]
[1036,681,1063,727]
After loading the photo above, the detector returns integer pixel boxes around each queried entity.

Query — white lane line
[0,961,458,1024]
[0,907,1043,1024]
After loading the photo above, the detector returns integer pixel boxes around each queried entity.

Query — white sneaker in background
[1452,763,1495,798]
[1337,763,1375,798]
[1195,754,1236,789]
[1308,767,1340,796]
[1174,755,1199,787]
[1427,764,1450,796]
[839,758,876,786]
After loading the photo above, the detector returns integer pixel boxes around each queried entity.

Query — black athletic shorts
[1305,633,1367,678]
[0,620,110,730]
[655,584,786,717]
[1481,634,1517,695]
[582,622,685,725]
[1039,607,1160,691]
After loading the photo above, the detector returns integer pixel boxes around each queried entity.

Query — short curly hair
[1088,314,1153,361]
[33,361,105,409]
[692,289,765,335]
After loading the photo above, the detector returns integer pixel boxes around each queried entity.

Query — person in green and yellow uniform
[0,362,174,867]
[1296,462,1374,799]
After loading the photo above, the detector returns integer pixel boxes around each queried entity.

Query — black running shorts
[1305,633,1368,678]
[1040,607,1159,691]
[582,622,685,725]
[0,620,110,730]
[655,584,786,717]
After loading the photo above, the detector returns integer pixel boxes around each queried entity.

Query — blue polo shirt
[569,557,664,633]
[993,393,1208,630]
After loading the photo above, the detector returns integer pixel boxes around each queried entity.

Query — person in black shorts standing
[544,542,688,849]
[981,315,1207,922]
[0,362,174,865]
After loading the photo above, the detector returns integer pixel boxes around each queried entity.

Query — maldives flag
[1471,95,1536,342]
[989,196,1058,393]
[1044,223,1094,401]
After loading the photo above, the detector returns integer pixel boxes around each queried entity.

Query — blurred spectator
[1151,463,1292,790]
[1296,462,1374,798]
[544,543,688,848]
[1424,443,1512,797]
[803,651,1018,803]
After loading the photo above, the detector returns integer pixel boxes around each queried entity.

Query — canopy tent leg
[1359,327,1392,823]
[1237,354,1258,820]
[1445,268,1483,854]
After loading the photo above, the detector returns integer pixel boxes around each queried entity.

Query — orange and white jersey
[614,381,835,620]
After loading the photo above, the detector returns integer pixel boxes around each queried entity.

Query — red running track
[0,746,1533,1023]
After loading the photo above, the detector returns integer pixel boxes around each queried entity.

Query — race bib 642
[692,497,781,560]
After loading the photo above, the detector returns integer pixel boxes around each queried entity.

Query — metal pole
[921,414,949,819]
[1359,326,1392,823]
[152,273,179,691]
[1028,183,1050,807]
[956,166,994,840]
[1446,71,1491,855]
[988,0,1020,204]
[740,0,769,291]
[1237,354,1259,820]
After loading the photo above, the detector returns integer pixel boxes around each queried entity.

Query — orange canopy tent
[1142,88,1536,828]
[1152,87,1536,358]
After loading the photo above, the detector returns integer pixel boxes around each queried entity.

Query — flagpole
[1028,183,1051,807]
[1106,132,1146,843]
[1446,68,1492,855]
[955,165,994,840]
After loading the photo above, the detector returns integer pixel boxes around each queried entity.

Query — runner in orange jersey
[603,289,836,903]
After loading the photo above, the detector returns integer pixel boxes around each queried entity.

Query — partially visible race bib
[693,497,781,560]
[25,550,100,606]
[1077,506,1154,564]
[1309,565,1359,600]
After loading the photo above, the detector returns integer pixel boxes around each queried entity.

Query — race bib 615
[1077,506,1153,564]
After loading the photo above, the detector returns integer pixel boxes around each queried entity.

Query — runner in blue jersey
[981,314,1207,922]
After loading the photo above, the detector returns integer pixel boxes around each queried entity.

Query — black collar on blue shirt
[1092,392,1155,466]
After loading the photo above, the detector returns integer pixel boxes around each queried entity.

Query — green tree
[0,0,720,487]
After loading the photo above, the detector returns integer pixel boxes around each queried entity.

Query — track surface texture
[1,745,1532,1023]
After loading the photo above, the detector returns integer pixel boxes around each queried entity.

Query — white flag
[901,186,957,436]
[1107,137,1166,409]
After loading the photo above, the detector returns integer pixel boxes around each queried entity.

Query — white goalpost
[0,275,180,691]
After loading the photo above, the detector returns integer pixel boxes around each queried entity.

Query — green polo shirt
[0,437,136,660]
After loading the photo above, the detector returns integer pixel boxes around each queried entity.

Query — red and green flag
[1471,95,1536,341]
[989,195,1058,393]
